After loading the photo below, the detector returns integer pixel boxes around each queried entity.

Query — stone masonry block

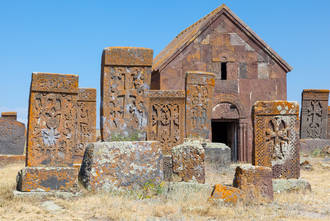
[0,118,25,155]
[172,140,205,183]
[17,167,79,192]
[79,141,163,191]
[233,164,273,201]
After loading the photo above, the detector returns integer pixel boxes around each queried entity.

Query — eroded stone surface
[185,71,215,140]
[146,90,185,154]
[79,141,163,191]
[203,142,231,170]
[233,164,273,201]
[209,184,243,204]
[253,101,300,179]
[0,118,25,155]
[171,140,205,183]
[17,167,79,192]
[101,47,153,141]
[272,179,311,193]
[26,73,79,167]
[300,89,329,139]
[75,88,97,166]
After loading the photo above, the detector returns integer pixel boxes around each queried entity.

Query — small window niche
[221,62,227,80]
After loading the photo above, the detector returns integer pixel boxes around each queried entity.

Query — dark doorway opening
[211,120,238,161]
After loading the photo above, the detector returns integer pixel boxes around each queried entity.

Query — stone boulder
[171,140,205,183]
[233,164,273,201]
[209,184,243,204]
[79,141,163,191]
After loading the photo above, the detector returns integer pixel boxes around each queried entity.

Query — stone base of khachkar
[78,141,163,191]
[16,167,79,192]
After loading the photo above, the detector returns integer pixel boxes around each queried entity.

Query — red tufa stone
[171,139,205,183]
[233,164,273,201]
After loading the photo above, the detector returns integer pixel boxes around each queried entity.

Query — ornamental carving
[185,71,215,140]
[300,89,329,139]
[253,101,300,179]
[147,90,185,154]
[101,47,153,141]
[27,73,79,167]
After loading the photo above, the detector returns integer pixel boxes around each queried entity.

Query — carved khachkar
[101,47,153,141]
[300,89,329,139]
[185,71,216,140]
[74,88,97,166]
[146,90,185,154]
[17,73,79,192]
[26,73,79,167]
[253,101,300,179]
[0,113,25,155]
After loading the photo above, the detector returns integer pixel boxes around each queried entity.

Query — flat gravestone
[101,47,153,141]
[185,71,216,140]
[253,101,300,179]
[74,88,96,166]
[300,89,329,139]
[0,112,25,155]
[17,73,79,192]
[146,90,185,155]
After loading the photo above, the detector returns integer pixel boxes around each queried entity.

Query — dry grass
[0,157,329,221]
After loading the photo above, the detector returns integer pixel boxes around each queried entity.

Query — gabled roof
[153,4,292,73]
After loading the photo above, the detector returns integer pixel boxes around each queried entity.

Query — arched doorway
[212,94,247,162]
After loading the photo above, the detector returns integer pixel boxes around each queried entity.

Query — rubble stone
[171,140,205,183]
[233,164,273,201]
[79,141,163,191]
[203,142,231,170]
[209,184,243,204]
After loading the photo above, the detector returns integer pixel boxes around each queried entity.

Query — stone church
[151,4,292,162]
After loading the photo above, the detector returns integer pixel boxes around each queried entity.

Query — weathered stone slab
[185,71,216,140]
[209,184,243,204]
[300,89,329,139]
[273,179,311,193]
[146,90,185,155]
[299,138,330,154]
[233,164,273,201]
[171,139,205,183]
[74,88,97,166]
[79,141,163,191]
[101,47,153,141]
[16,167,78,192]
[0,118,25,155]
[1,112,17,121]
[26,73,79,167]
[203,142,231,170]
[253,101,300,179]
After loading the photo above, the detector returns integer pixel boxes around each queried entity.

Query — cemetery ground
[0,157,329,221]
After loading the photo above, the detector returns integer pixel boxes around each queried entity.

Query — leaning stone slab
[16,167,79,192]
[273,179,311,193]
[79,141,163,191]
[203,142,231,171]
[171,139,205,183]
[233,164,273,201]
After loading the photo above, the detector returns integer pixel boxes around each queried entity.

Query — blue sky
[0,0,329,125]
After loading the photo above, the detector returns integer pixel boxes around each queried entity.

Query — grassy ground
[0,157,329,221]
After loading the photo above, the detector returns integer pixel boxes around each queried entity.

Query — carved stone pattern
[31,74,78,93]
[102,66,150,141]
[305,100,323,138]
[27,92,77,167]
